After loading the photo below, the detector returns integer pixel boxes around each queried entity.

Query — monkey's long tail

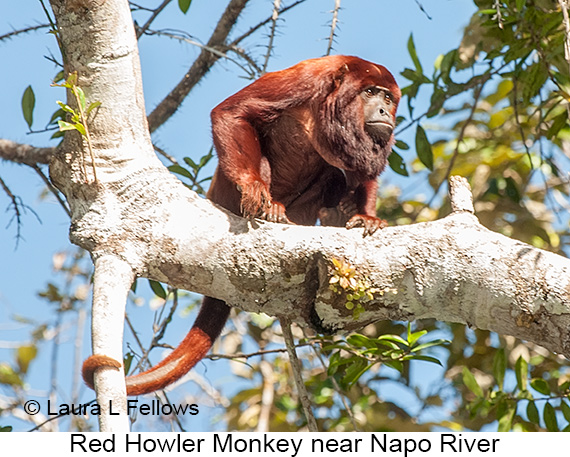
[82,297,230,396]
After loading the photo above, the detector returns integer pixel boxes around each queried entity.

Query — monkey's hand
[319,194,359,227]
[239,179,291,224]
[346,214,387,237]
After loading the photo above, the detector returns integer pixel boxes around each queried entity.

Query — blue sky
[0,1,476,431]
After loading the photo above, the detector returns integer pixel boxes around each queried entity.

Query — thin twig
[0,24,49,42]
[154,143,179,165]
[416,81,485,220]
[128,290,180,373]
[304,332,360,431]
[136,0,173,39]
[493,0,504,29]
[558,0,570,120]
[145,29,254,75]
[262,0,281,74]
[325,0,341,56]
[256,360,275,432]
[413,0,432,20]
[0,175,41,247]
[280,318,318,431]
[512,73,533,165]
[147,0,250,132]
[207,342,312,361]
[229,0,306,47]
[31,164,71,217]
[146,0,307,132]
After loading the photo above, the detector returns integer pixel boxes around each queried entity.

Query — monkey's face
[360,85,397,146]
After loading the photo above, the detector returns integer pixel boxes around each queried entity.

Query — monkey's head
[317,57,401,179]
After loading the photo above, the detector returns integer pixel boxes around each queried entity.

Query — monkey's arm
[343,177,387,236]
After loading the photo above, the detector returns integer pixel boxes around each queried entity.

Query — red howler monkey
[82,55,400,396]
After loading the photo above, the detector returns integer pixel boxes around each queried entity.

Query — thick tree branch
[0,139,54,165]
[89,254,134,432]
[146,0,249,132]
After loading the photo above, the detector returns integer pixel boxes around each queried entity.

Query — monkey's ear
[333,63,350,87]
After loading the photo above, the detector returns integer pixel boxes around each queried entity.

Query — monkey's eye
[384,92,392,104]
[364,87,380,97]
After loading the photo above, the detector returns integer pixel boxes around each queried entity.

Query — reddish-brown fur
[82,56,400,395]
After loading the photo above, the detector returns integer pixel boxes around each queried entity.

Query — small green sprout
[52,72,101,184]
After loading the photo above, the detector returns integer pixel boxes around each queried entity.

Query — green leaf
[346,334,377,348]
[400,68,431,84]
[66,71,78,87]
[427,89,445,118]
[493,349,506,390]
[342,358,370,388]
[57,101,76,115]
[515,356,528,391]
[526,401,540,425]
[75,86,87,112]
[516,0,526,11]
[394,140,409,150]
[376,334,408,347]
[48,108,66,126]
[22,85,35,129]
[388,150,409,176]
[402,354,442,366]
[407,328,427,346]
[0,426,13,432]
[415,125,434,170]
[407,34,423,74]
[123,352,134,375]
[73,122,86,136]
[497,400,515,432]
[561,400,570,422]
[546,111,568,139]
[16,345,37,374]
[327,351,341,376]
[148,279,167,300]
[462,366,483,398]
[411,338,450,352]
[179,0,192,14]
[0,363,24,387]
[530,378,550,396]
[543,403,558,431]
[184,157,199,171]
[53,70,65,84]
[369,339,400,350]
[57,120,79,132]
[504,177,521,203]
[168,164,194,180]
[198,148,214,168]
[383,359,403,373]
[86,100,102,116]
[439,49,456,83]
[521,62,548,103]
